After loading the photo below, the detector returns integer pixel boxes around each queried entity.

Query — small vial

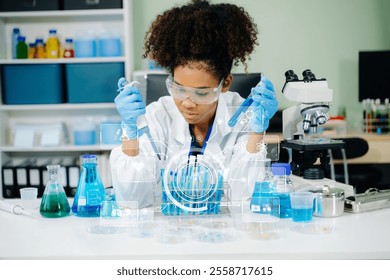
[63,38,75,58]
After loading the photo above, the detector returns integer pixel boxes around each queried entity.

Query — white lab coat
[110,91,267,208]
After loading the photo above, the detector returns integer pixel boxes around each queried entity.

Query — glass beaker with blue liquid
[270,163,294,218]
[72,154,105,217]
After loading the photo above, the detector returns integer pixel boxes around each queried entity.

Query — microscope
[281,69,345,180]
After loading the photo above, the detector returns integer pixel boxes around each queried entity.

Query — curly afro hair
[143,0,258,80]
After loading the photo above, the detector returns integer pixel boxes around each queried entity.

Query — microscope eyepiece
[302,69,316,81]
[285,70,299,82]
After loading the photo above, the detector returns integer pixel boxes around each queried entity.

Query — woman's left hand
[250,76,278,133]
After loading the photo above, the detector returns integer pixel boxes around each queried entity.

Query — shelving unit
[0,1,133,196]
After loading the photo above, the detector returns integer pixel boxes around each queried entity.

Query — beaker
[40,165,70,218]
[72,154,105,217]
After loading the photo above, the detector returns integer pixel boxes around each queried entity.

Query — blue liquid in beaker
[292,208,313,222]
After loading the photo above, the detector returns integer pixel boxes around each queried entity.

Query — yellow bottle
[46,29,60,58]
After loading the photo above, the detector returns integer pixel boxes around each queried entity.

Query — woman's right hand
[114,78,146,139]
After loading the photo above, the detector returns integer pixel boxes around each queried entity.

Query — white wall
[132,0,390,130]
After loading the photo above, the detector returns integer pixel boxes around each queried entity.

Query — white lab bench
[1,195,390,260]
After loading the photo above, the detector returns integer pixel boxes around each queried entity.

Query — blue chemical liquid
[72,204,101,217]
[292,208,313,222]
[271,193,292,218]
[250,181,272,214]
[72,156,105,217]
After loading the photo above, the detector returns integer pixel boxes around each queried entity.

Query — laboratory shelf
[0,103,116,111]
[0,145,115,152]
[0,57,126,65]
[0,9,125,19]
[0,0,132,196]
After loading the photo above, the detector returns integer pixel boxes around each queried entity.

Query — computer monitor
[145,72,262,104]
[229,73,261,98]
[359,50,390,102]
[146,73,169,105]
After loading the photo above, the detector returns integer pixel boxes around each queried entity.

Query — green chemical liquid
[40,192,70,218]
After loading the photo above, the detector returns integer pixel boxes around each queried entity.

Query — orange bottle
[34,38,46,58]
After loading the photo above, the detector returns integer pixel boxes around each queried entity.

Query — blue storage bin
[1,64,64,105]
[65,62,124,103]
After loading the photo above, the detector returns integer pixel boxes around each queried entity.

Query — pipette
[0,200,35,219]
[228,77,263,127]
[118,80,161,160]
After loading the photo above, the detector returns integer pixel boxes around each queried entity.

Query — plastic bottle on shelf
[40,165,71,218]
[28,42,35,59]
[46,29,60,58]
[16,35,28,59]
[270,163,294,218]
[72,154,105,217]
[63,38,75,58]
[12,27,20,59]
[34,38,46,58]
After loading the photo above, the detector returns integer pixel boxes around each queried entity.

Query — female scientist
[110,0,278,208]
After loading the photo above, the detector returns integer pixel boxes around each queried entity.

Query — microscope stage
[282,139,345,151]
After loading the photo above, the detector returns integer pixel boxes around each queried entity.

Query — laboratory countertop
[1,198,390,260]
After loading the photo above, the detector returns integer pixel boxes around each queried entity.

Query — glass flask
[72,154,105,217]
[250,160,275,214]
[40,165,70,218]
[270,163,294,218]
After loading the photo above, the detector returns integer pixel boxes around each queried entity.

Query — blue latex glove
[250,76,278,133]
[115,77,146,139]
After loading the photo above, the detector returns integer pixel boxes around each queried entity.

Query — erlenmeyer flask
[40,165,70,218]
[72,154,105,217]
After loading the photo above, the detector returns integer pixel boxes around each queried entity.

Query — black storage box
[0,0,60,12]
[63,0,122,10]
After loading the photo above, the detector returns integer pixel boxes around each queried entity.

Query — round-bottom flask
[40,165,70,218]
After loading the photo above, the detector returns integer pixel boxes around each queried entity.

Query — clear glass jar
[270,162,294,218]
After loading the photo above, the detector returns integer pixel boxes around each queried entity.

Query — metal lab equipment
[310,185,345,217]
[344,188,390,213]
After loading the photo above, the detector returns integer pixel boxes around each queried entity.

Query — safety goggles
[165,74,224,104]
